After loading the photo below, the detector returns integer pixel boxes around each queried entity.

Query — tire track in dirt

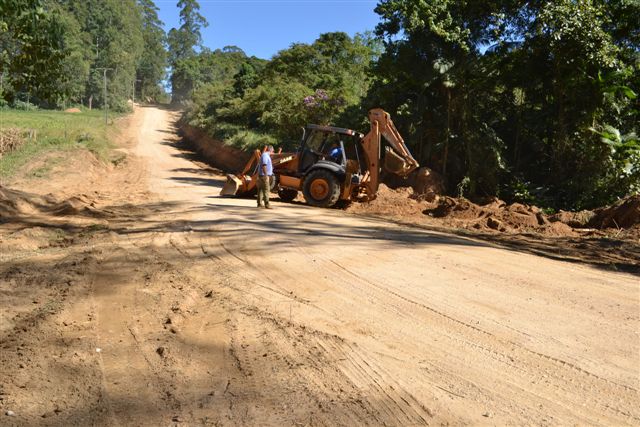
[89,244,180,426]
[302,248,640,425]
[194,233,437,425]
[197,215,639,424]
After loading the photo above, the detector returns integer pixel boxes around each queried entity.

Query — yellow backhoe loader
[220,108,419,208]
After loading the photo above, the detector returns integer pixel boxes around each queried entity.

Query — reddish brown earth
[347,184,639,272]
[1,106,638,426]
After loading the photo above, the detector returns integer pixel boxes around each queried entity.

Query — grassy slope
[0,109,123,179]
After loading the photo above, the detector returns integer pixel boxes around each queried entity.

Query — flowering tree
[302,89,346,125]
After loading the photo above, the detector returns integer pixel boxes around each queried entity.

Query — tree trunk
[442,89,451,177]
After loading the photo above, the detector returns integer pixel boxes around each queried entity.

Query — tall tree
[137,0,167,102]
[168,0,208,103]
[0,0,69,105]
[54,0,145,110]
[182,32,380,148]
[1,0,165,109]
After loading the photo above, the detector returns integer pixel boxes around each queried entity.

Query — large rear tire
[303,169,341,208]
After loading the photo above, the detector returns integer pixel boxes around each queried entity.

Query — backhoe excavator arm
[360,108,419,199]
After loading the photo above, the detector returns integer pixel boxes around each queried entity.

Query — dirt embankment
[179,123,250,172]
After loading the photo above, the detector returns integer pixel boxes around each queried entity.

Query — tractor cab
[298,124,365,176]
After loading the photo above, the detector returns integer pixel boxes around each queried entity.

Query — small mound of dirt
[0,186,54,217]
[545,221,576,237]
[0,227,58,251]
[64,108,82,113]
[588,195,640,229]
[549,210,595,228]
[427,196,483,219]
[424,196,576,236]
[346,184,421,217]
[0,186,108,219]
[412,167,445,202]
[348,184,640,241]
[49,195,103,217]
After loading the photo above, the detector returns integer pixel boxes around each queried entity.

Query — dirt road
[1,106,638,426]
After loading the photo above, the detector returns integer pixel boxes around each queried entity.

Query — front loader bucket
[220,174,243,196]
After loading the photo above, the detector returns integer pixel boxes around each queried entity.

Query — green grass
[27,156,64,178]
[0,108,123,179]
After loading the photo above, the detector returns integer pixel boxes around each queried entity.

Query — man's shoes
[257,204,264,208]
[265,205,273,209]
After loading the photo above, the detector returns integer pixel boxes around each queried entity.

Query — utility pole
[132,78,141,105]
[95,68,113,125]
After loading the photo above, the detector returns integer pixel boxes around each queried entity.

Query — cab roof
[306,124,364,138]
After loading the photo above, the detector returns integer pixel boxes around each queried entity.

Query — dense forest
[1,0,167,110]
[2,0,638,210]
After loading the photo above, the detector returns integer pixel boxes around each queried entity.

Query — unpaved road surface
[1,106,639,426]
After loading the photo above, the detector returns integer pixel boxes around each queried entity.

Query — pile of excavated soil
[383,167,445,202]
[548,210,595,228]
[349,185,640,239]
[0,186,111,220]
[425,196,576,237]
[64,107,81,113]
[412,167,446,201]
[588,195,640,229]
[347,184,422,217]
[348,184,575,237]
[348,184,639,271]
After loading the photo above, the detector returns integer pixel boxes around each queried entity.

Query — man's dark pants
[257,175,271,207]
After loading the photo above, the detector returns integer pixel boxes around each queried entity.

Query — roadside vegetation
[2,0,638,211]
[0,109,120,178]
[172,0,638,211]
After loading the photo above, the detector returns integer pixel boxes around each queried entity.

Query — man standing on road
[257,145,274,209]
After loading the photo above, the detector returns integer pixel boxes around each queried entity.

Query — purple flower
[315,89,329,100]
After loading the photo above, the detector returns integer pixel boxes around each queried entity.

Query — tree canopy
[0,0,167,109]
[167,0,209,103]
[183,32,382,148]
[366,0,639,209]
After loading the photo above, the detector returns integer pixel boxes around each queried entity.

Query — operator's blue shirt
[259,152,273,176]
[330,147,343,162]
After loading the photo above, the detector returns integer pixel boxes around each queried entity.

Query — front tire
[303,169,341,208]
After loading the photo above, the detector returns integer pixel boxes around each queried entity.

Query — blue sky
[155,0,381,60]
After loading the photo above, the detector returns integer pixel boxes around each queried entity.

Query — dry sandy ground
[1,106,638,426]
